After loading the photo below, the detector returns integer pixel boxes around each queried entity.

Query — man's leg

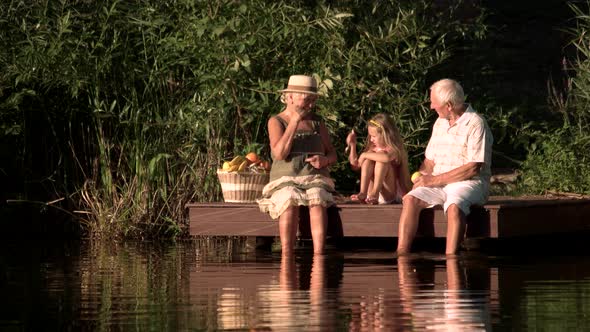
[396,195,428,255]
[445,204,466,255]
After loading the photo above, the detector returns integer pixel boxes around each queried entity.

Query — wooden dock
[187,196,590,239]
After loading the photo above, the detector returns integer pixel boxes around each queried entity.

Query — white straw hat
[279,75,319,95]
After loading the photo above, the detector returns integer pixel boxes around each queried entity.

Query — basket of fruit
[217,152,271,203]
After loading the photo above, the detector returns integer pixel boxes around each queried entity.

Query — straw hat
[279,75,319,95]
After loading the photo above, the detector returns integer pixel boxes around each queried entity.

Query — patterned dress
[257,114,335,219]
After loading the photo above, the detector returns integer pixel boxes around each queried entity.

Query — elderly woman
[258,75,337,254]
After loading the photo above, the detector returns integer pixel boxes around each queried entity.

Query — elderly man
[396,79,493,255]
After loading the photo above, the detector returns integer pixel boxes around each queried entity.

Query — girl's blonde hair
[364,113,412,189]
[363,114,403,154]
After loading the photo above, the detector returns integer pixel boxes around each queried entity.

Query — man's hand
[305,155,327,169]
[412,174,437,189]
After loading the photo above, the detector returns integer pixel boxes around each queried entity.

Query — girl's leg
[380,164,401,203]
[358,159,375,197]
[309,205,328,254]
[368,161,396,202]
[279,206,299,254]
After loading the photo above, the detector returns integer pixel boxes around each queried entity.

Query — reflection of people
[261,254,337,331]
[396,79,493,255]
[308,254,331,332]
[258,75,337,254]
[397,256,491,330]
[346,113,412,204]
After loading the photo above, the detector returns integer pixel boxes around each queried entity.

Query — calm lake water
[1,238,590,331]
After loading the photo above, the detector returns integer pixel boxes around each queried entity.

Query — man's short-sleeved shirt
[424,105,493,183]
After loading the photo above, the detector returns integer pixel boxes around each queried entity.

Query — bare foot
[365,195,379,205]
[350,192,367,203]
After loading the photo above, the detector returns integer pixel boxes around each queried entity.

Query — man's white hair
[430,79,465,107]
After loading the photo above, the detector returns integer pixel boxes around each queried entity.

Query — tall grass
[0,0,486,238]
[517,1,590,195]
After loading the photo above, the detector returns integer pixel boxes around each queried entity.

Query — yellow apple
[411,171,422,183]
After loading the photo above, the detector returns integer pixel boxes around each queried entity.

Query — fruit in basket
[229,155,246,166]
[220,153,271,173]
[220,155,244,172]
[260,160,271,171]
[245,152,260,164]
[237,159,249,172]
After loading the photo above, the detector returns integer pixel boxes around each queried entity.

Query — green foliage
[0,0,486,238]
[518,126,590,194]
[517,1,590,195]
[567,1,590,128]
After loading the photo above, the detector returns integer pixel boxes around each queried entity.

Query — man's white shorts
[405,180,488,215]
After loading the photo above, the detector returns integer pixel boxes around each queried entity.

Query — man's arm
[414,161,482,188]
[418,158,435,175]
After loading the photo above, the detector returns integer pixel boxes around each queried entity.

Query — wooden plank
[496,200,590,237]
[187,203,494,238]
[186,198,590,239]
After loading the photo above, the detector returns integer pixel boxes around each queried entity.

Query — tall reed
[517,1,590,195]
[0,0,486,238]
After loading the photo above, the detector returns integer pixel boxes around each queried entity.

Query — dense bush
[1,0,486,238]
[517,2,590,194]
[519,126,590,194]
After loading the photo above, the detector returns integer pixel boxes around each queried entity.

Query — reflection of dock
[186,196,590,239]
[187,255,497,331]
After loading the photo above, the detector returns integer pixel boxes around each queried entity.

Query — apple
[411,171,422,183]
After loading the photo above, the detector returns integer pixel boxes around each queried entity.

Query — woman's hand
[292,107,311,123]
[305,155,327,169]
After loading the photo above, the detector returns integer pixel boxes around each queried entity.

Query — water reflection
[3,240,590,330]
[396,256,490,331]
[250,254,340,331]
[215,252,491,331]
[343,255,491,331]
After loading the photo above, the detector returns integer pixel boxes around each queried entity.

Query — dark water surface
[1,238,590,331]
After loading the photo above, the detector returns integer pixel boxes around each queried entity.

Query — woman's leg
[309,205,328,254]
[279,206,299,254]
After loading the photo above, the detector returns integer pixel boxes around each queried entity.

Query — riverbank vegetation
[517,2,590,194]
[1,0,588,238]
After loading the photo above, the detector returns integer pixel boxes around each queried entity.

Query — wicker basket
[217,170,270,203]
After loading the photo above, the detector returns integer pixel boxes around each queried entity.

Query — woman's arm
[269,113,304,160]
[306,121,337,169]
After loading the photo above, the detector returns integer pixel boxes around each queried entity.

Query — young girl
[346,113,412,204]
